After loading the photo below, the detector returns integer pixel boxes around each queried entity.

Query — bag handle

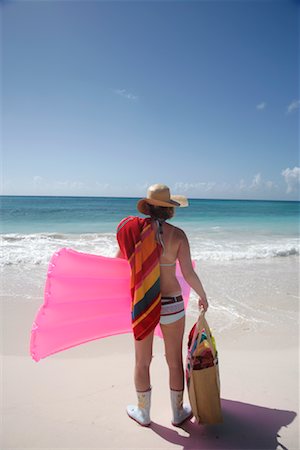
[195,308,217,360]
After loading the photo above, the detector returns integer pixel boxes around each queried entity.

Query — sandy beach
[3,0,299,446]
[1,258,299,450]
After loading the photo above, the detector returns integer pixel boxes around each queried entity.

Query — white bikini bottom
[160,292,185,325]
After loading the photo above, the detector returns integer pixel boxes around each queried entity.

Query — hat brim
[137,195,188,215]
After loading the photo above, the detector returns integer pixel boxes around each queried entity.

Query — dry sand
[1,261,299,450]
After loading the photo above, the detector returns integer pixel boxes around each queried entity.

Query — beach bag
[186,310,223,424]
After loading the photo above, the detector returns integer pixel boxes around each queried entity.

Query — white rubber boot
[126,388,151,427]
[170,389,193,426]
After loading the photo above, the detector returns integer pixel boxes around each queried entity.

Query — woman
[116,184,208,427]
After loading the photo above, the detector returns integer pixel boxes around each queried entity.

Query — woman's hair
[147,204,174,221]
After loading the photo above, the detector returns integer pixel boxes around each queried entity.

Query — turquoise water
[1,196,299,265]
[1,196,299,234]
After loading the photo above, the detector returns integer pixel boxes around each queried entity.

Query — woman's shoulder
[166,223,187,240]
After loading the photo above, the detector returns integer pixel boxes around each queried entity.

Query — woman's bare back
[154,221,184,296]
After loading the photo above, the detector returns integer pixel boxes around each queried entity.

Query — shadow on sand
[151,399,297,450]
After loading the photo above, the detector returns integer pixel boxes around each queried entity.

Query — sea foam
[0,233,117,267]
[1,232,299,266]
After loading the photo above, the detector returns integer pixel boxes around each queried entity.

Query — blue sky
[2,0,299,200]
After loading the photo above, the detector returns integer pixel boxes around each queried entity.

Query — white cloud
[238,179,247,190]
[53,180,85,190]
[173,181,216,193]
[113,89,138,101]
[172,174,281,199]
[256,102,266,110]
[33,175,43,185]
[135,182,151,196]
[30,177,112,196]
[265,180,275,190]
[286,100,300,114]
[248,174,279,192]
[281,167,300,193]
[250,173,262,189]
[95,182,110,190]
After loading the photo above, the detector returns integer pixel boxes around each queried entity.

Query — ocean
[1,195,299,335]
[1,195,299,266]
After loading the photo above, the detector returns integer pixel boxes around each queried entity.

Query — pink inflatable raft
[30,248,193,361]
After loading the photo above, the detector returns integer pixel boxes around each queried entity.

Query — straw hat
[137,184,188,215]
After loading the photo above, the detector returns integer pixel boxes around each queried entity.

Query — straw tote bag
[186,310,223,424]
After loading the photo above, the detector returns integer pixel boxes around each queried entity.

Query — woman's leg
[127,330,154,426]
[160,316,192,425]
[160,316,185,390]
[134,329,155,391]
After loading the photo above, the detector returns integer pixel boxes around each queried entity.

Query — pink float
[30,248,193,361]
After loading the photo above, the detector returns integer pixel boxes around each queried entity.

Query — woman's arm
[177,230,208,311]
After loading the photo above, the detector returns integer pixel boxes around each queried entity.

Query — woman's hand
[198,296,208,312]
[116,248,125,259]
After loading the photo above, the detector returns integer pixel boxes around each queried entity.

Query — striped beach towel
[117,216,161,340]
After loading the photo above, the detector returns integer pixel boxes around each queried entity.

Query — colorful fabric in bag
[117,216,161,341]
[187,323,217,371]
[186,312,223,424]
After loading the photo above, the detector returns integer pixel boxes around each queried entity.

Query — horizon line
[1,194,299,203]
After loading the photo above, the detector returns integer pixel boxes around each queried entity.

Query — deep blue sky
[2,0,299,200]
